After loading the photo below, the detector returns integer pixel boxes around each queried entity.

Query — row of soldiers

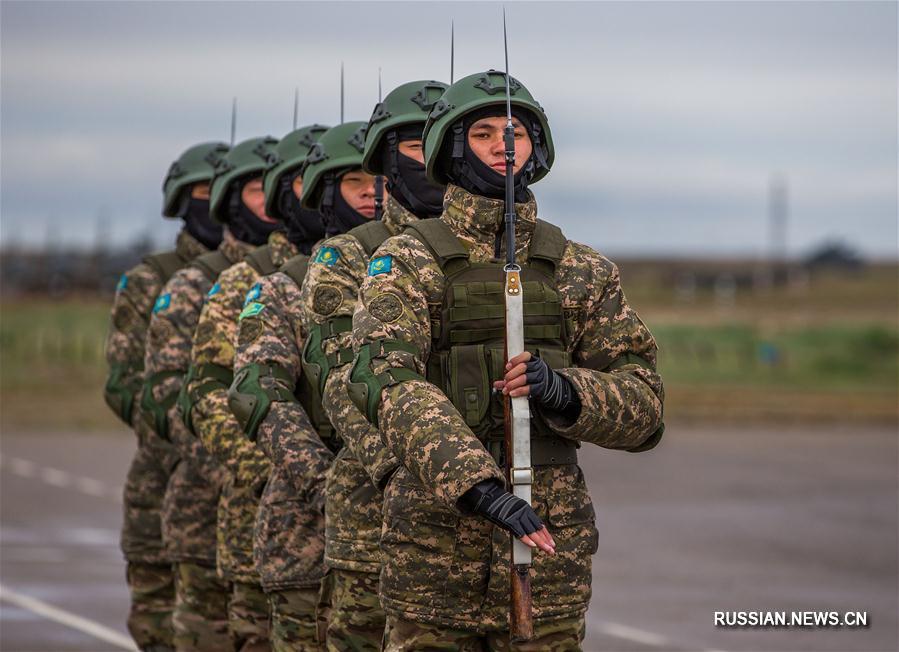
[104,70,665,652]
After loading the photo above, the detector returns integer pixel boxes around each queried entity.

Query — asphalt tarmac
[1,422,896,652]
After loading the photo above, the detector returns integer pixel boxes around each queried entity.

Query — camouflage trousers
[172,562,232,652]
[325,569,386,652]
[121,440,172,564]
[269,587,321,652]
[382,614,585,652]
[125,562,175,650]
[229,581,271,651]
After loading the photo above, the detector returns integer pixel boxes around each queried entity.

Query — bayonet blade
[230,97,237,146]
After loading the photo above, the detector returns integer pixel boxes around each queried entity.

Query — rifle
[501,9,534,642]
[374,67,384,219]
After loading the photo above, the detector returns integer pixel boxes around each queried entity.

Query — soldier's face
[190,182,210,200]
[241,177,276,222]
[398,139,425,164]
[292,176,304,200]
[340,169,376,219]
[467,116,532,175]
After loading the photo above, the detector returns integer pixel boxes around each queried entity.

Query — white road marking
[40,466,71,488]
[0,583,137,651]
[1,456,122,503]
[10,457,37,477]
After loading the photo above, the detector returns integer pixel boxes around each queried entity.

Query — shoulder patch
[369,292,404,323]
[207,282,221,298]
[152,293,171,314]
[116,274,128,292]
[314,246,340,267]
[239,301,265,320]
[244,282,262,306]
[368,255,393,276]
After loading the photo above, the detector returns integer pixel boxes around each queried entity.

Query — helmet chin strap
[227,181,282,246]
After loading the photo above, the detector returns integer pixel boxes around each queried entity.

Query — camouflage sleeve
[234,272,334,500]
[306,235,399,487]
[103,264,162,427]
[143,268,209,461]
[188,263,271,488]
[352,234,504,508]
[549,243,665,451]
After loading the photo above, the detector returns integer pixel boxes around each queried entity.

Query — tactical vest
[298,222,393,448]
[405,218,579,465]
[244,244,278,276]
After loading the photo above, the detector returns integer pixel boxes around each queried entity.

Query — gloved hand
[494,352,580,418]
[459,479,555,554]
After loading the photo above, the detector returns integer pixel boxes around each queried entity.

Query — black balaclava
[447,106,538,203]
[381,124,446,219]
[179,196,223,250]
[278,172,326,255]
[321,169,370,236]
[227,177,283,246]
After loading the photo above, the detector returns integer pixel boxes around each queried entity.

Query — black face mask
[446,108,537,203]
[227,182,282,246]
[381,127,446,219]
[322,171,370,237]
[278,177,326,255]
[181,197,223,250]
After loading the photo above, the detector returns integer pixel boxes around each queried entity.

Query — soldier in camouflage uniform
[228,120,374,651]
[106,141,228,651]
[146,137,282,651]
[347,71,665,650]
[304,80,448,652]
[183,126,327,652]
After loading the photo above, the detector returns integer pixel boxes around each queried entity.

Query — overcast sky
[1,1,896,259]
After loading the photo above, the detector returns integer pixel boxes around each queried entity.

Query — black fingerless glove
[525,354,581,419]
[458,479,544,538]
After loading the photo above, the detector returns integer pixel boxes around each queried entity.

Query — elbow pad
[228,363,297,441]
[176,363,234,435]
[104,362,143,425]
[301,316,355,396]
[347,340,425,427]
[140,370,183,440]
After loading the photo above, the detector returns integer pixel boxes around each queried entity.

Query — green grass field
[1,266,896,431]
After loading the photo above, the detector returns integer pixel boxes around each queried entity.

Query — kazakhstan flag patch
[152,293,171,313]
[315,246,340,266]
[368,255,393,276]
[244,283,262,306]
[207,282,221,298]
[116,274,128,291]
[239,301,265,320]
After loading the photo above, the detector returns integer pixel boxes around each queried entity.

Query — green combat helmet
[300,121,368,211]
[263,124,330,220]
[362,80,448,175]
[162,141,230,217]
[209,136,280,223]
[422,70,554,185]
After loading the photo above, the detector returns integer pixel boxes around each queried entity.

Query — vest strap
[143,250,188,284]
[191,250,231,283]
[348,221,392,257]
[244,244,277,276]
[280,253,311,287]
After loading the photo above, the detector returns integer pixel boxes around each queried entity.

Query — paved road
[1,422,896,652]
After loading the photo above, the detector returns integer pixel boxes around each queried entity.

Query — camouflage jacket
[351,184,664,629]
[104,229,207,432]
[145,230,252,565]
[233,260,332,591]
[188,230,296,583]
[315,195,417,573]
